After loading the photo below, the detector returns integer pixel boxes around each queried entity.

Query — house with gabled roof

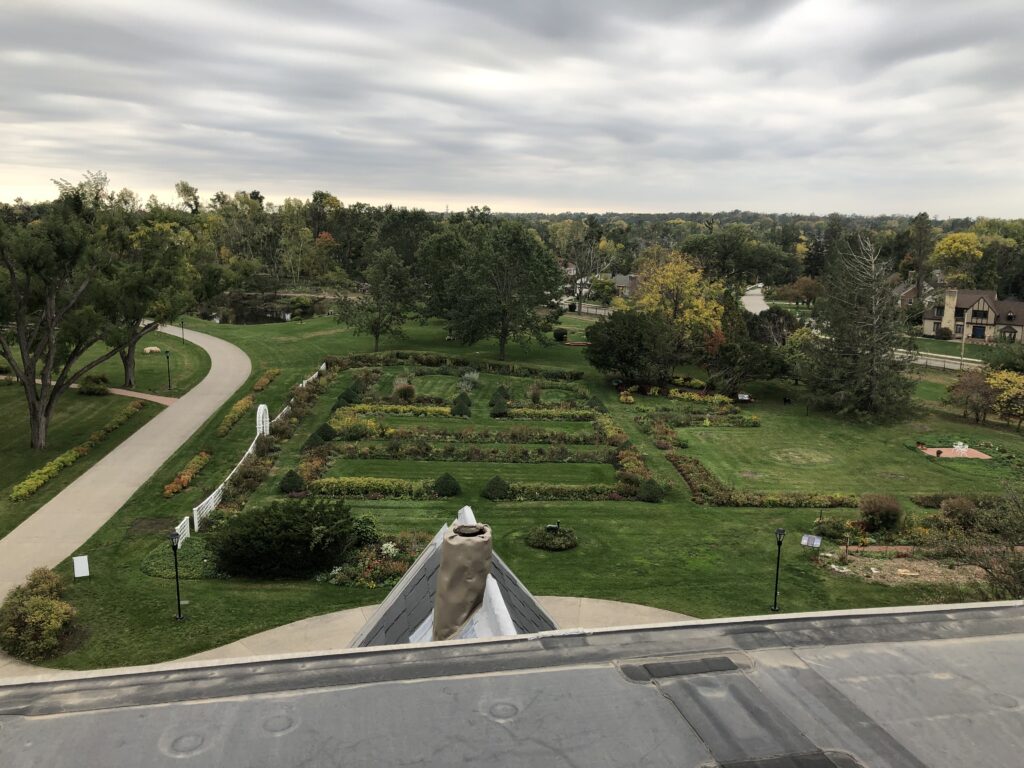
[923,288,1024,344]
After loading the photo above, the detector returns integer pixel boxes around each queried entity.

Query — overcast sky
[2,0,1022,216]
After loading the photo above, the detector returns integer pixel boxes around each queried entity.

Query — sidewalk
[0,326,250,597]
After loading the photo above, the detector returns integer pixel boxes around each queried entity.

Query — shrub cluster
[211,498,362,578]
[322,351,584,380]
[251,368,282,392]
[163,451,212,497]
[387,425,601,445]
[502,482,619,502]
[309,476,436,499]
[593,413,629,445]
[482,475,511,500]
[77,374,110,396]
[223,452,273,501]
[526,525,578,551]
[328,411,383,441]
[215,394,255,437]
[9,400,146,501]
[279,468,306,494]
[490,395,509,418]
[0,568,76,662]
[553,327,568,342]
[334,441,614,464]
[668,390,732,407]
[324,531,433,588]
[666,453,857,508]
[940,497,980,530]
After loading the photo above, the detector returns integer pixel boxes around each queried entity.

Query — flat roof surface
[1,602,1022,767]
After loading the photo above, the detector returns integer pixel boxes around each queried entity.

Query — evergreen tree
[807,236,914,419]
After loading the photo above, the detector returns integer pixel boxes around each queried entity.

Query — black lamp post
[168,531,183,620]
[164,350,172,391]
[771,528,786,612]
[180,319,185,345]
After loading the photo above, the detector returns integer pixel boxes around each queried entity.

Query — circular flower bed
[525,525,578,551]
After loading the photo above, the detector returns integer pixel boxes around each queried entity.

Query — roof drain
[432,523,493,641]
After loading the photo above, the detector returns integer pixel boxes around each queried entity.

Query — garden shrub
[490,385,510,406]
[503,482,618,501]
[0,568,76,662]
[224,453,271,499]
[507,407,593,421]
[393,383,416,402]
[279,469,306,494]
[454,391,472,408]
[935,327,953,340]
[302,430,325,452]
[553,327,568,342]
[253,434,278,458]
[8,400,146,502]
[211,498,358,578]
[490,396,509,418]
[352,515,381,548]
[812,515,851,542]
[526,525,578,551]
[529,382,543,404]
[163,451,212,497]
[587,396,608,413]
[452,399,471,417]
[940,496,979,530]
[315,422,337,442]
[859,494,904,532]
[329,411,382,440]
[433,472,461,497]
[636,479,666,503]
[77,375,109,396]
[482,475,511,500]
[325,530,431,588]
[348,404,451,417]
[216,394,255,437]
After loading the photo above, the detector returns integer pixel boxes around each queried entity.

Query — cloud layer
[2,0,1022,215]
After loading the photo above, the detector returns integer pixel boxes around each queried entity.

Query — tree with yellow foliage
[932,232,983,288]
[632,246,724,355]
[987,369,1024,431]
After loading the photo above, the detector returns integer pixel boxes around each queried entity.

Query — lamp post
[771,528,786,612]
[168,531,183,620]
[180,319,185,345]
[164,350,172,391]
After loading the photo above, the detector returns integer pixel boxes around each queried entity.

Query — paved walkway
[0,377,179,406]
[0,597,691,681]
[0,325,250,597]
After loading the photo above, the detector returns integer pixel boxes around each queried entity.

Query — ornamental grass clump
[163,451,212,497]
[216,394,255,437]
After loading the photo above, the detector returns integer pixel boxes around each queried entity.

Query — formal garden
[0,313,1010,670]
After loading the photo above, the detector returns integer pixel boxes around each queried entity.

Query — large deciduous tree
[807,235,914,420]
[584,310,677,385]
[338,248,411,352]
[450,220,562,360]
[549,216,611,313]
[932,232,984,288]
[944,369,997,424]
[987,369,1024,430]
[0,186,124,448]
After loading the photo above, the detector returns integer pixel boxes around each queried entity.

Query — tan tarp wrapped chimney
[432,524,492,641]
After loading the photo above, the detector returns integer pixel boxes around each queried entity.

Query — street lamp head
[775,528,786,545]
[164,350,171,359]
[169,531,180,549]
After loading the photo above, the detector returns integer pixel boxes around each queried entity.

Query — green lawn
[912,336,1001,362]
[0,386,163,539]
[32,314,1008,670]
[74,334,210,396]
[684,401,1024,498]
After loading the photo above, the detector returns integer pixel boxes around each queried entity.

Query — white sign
[73,555,90,578]
[176,516,191,548]
[801,534,822,549]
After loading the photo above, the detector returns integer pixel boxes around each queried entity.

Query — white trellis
[189,360,330,531]
[175,516,191,548]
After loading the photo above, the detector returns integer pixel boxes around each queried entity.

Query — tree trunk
[120,343,137,389]
[27,401,48,450]
[498,334,507,360]
[373,334,380,352]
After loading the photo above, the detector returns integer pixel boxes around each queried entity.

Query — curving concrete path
[0,326,251,598]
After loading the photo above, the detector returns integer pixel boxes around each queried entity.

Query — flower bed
[502,482,620,502]
[322,351,584,380]
[333,442,615,464]
[384,425,601,445]
[215,394,255,437]
[251,368,282,392]
[666,453,856,508]
[506,408,595,421]
[347,404,452,417]
[9,401,147,502]
[309,476,437,500]
[163,451,212,497]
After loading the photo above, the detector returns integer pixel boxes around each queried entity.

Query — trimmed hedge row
[348,404,452,417]
[910,493,1002,509]
[9,400,147,502]
[251,368,282,392]
[502,482,620,502]
[309,476,437,499]
[506,408,595,421]
[666,453,856,508]
[386,426,601,445]
[323,351,584,380]
[333,442,615,464]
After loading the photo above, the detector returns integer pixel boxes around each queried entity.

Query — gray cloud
[1,0,1022,216]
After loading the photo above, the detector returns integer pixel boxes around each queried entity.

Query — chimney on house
[432,523,492,641]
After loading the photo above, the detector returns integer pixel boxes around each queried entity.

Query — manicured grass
[0,386,162,540]
[74,334,211,396]
[327,458,617,496]
[912,336,1001,362]
[35,314,1010,670]
[684,400,1024,498]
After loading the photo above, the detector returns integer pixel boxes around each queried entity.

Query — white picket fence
[190,360,330,532]
[175,516,191,548]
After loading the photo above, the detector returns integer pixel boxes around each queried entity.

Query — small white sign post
[73,555,90,578]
